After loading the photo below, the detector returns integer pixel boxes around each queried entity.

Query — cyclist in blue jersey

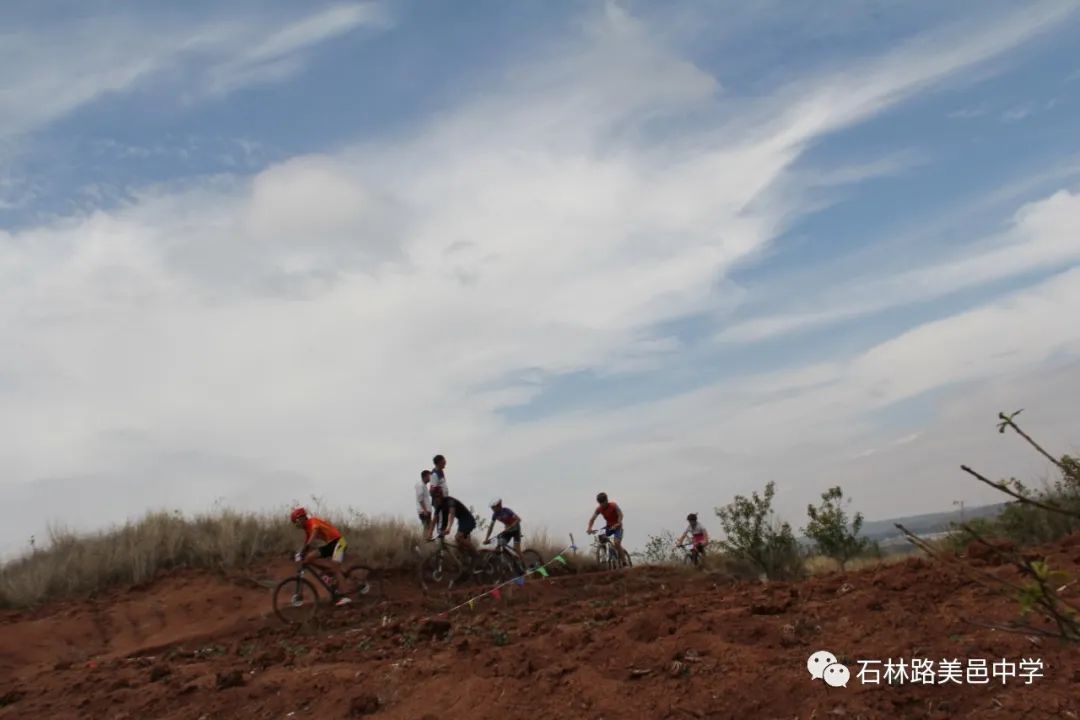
[483,497,523,559]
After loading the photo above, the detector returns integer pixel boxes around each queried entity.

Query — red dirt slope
[3,539,1080,719]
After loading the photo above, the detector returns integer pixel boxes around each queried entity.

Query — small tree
[714,481,803,580]
[637,531,680,564]
[803,486,870,570]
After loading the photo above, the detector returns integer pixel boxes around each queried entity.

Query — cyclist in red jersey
[586,492,630,566]
[290,507,355,605]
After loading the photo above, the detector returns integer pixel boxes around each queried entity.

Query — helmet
[290,507,307,524]
[489,497,502,509]
[596,492,608,504]
[687,512,697,523]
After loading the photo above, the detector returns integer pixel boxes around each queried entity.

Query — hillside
[2,533,1079,719]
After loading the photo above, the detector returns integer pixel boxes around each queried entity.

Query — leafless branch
[997,410,1065,471]
[960,465,1080,520]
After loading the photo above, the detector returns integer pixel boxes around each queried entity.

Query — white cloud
[1002,104,1034,122]
[205,3,387,95]
[948,105,988,119]
[717,189,1080,344]
[2,1,1079,553]
[0,3,387,140]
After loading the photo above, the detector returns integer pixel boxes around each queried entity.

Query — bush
[714,481,804,580]
[803,486,871,570]
[637,531,682,564]
[942,454,1080,550]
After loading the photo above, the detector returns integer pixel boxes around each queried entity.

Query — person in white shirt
[427,453,449,505]
[676,513,710,557]
[416,470,432,528]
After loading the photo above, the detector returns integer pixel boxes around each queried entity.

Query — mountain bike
[418,535,487,592]
[676,542,705,568]
[590,530,631,570]
[272,560,383,625]
[481,534,544,582]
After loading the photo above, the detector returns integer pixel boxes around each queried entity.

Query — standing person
[430,454,449,499]
[416,470,433,529]
[586,492,630,567]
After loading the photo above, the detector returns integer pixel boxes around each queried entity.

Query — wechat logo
[807,650,850,688]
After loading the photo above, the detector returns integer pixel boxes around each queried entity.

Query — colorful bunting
[420,536,576,623]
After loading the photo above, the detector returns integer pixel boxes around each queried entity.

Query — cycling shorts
[497,526,521,545]
[457,514,476,538]
[604,526,624,541]
[318,537,347,563]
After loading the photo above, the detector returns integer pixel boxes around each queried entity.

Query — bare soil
[3,537,1080,719]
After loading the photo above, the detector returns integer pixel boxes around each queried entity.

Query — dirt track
[3,537,1080,720]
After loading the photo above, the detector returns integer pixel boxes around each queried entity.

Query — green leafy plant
[803,486,871,570]
[714,481,803,580]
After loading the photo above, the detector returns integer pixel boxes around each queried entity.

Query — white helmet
[489,497,502,509]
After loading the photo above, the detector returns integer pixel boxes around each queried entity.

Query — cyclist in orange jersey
[290,507,354,605]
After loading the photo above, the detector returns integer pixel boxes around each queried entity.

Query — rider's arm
[505,513,520,531]
[676,530,687,545]
[586,509,599,533]
[612,506,623,530]
[444,505,457,535]
[483,519,494,543]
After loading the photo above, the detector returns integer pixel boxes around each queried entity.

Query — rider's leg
[330,540,353,593]
[310,541,350,595]
[611,528,629,565]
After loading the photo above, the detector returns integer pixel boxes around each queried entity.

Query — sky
[2,0,1080,557]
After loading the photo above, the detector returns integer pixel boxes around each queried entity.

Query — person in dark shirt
[427,494,480,568]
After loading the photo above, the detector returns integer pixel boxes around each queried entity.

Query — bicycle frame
[592,533,619,565]
[676,543,699,562]
[294,562,339,596]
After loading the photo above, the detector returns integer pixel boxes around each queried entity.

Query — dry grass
[802,552,915,575]
[0,507,576,610]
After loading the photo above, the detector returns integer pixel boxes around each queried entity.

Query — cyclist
[416,470,433,529]
[586,492,629,566]
[482,497,522,557]
[290,507,361,605]
[427,493,481,572]
[676,512,710,559]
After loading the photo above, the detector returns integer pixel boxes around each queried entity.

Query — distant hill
[859,502,1009,541]
[797,501,1010,552]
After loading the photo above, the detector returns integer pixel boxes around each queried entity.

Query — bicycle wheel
[272,576,321,625]
[482,552,515,584]
[419,550,461,592]
[345,565,384,600]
